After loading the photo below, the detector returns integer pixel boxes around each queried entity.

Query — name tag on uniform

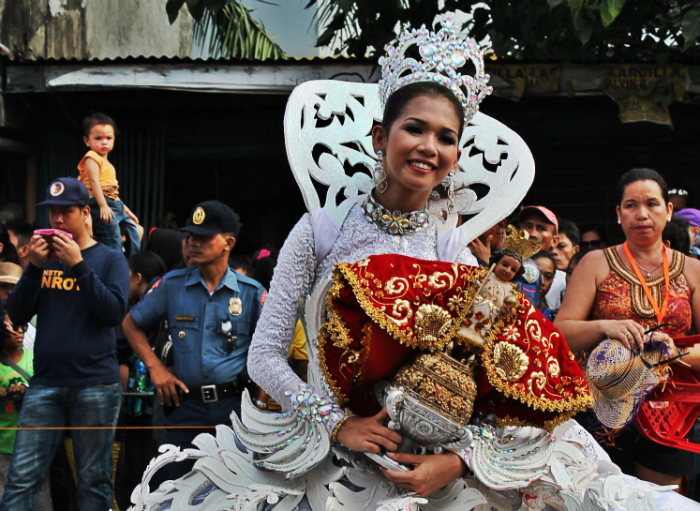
[176,316,195,321]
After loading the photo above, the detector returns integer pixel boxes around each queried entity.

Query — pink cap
[517,206,558,234]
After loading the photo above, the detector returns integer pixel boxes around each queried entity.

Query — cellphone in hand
[34,229,73,260]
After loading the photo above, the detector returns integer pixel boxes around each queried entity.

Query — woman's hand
[336,407,402,453]
[380,452,467,497]
[600,320,646,352]
[648,331,679,359]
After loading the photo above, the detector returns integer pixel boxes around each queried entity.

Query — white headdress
[283,20,535,247]
[379,18,493,125]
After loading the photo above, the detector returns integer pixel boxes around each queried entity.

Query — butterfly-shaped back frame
[284,80,535,241]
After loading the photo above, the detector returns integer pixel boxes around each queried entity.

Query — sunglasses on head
[669,189,689,197]
[579,239,604,250]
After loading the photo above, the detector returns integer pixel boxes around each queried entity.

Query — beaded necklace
[362,193,430,235]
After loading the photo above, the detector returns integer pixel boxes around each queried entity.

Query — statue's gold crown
[503,224,541,260]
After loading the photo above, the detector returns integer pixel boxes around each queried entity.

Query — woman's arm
[247,215,317,405]
[555,250,646,353]
[678,256,700,369]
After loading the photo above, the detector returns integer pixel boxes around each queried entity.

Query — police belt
[184,380,244,403]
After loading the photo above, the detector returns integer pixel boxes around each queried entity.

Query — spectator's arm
[6,262,43,326]
[72,252,129,326]
[678,256,700,369]
[123,312,188,406]
[554,250,614,353]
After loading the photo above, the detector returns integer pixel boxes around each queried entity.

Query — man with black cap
[122,200,266,483]
[1,177,129,510]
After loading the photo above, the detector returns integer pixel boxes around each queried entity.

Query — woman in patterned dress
[556,167,700,489]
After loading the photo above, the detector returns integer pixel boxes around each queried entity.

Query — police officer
[122,200,265,481]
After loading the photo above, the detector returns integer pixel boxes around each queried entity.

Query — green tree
[166,0,288,60]
[307,0,700,63]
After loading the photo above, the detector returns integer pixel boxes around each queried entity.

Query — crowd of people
[1,106,700,509]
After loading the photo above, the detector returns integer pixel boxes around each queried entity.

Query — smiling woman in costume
[556,168,700,489]
[129,22,700,511]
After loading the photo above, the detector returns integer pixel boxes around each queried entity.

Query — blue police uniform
[130,266,265,449]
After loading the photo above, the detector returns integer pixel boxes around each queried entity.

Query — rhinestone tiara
[378,18,492,126]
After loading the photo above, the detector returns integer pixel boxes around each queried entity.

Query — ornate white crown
[378,18,493,125]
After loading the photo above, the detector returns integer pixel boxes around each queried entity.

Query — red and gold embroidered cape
[317,254,593,431]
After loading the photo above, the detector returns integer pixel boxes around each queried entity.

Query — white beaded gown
[128,202,700,511]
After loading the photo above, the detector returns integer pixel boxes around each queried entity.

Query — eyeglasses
[669,189,689,197]
[579,239,604,250]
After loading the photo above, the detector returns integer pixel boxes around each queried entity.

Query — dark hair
[83,112,118,137]
[489,249,525,279]
[556,218,580,247]
[4,221,35,248]
[0,225,19,265]
[567,248,592,271]
[663,216,691,255]
[146,229,184,272]
[229,255,253,276]
[532,249,556,266]
[578,223,608,244]
[252,253,277,290]
[128,252,167,285]
[382,82,465,140]
[617,168,668,205]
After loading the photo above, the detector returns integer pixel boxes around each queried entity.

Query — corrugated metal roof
[6,54,373,66]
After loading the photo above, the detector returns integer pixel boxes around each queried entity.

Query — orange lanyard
[623,241,669,324]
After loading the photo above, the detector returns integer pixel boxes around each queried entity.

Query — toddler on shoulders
[78,113,140,256]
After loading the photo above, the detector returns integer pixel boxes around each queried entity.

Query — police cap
[181,201,239,237]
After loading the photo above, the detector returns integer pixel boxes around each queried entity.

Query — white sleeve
[247,214,316,405]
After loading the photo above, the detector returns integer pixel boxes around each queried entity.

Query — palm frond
[193,1,288,60]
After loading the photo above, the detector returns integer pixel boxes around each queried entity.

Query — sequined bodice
[593,246,691,338]
[248,204,477,404]
[316,205,474,282]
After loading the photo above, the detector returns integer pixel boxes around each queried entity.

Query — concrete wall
[0,0,193,60]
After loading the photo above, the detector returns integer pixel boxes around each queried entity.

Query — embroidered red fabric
[318,254,593,430]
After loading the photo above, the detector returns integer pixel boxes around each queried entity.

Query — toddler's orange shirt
[78,150,120,200]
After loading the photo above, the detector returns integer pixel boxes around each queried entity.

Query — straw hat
[585,339,665,430]
[0,262,22,285]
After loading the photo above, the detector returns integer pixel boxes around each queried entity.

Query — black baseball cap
[180,200,239,237]
[37,177,89,207]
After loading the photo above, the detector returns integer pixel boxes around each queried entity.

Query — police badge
[229,297,242,316]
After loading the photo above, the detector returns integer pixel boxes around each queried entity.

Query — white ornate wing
[284,80,535,241]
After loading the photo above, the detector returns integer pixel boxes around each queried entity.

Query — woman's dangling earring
[374,150,388,194]
[443,169,455,212]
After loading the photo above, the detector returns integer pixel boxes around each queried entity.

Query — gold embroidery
[392,352,477,426]
[316,323,348,405]
[479,292,595,418]
[415,304,453,346]
[334,262,486,351]
[338,349,361,380]
[389,299,412,326]
[493,342,529,382]
[385,277,409,296]
[547,357,561,379]
[605,246,684,319]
